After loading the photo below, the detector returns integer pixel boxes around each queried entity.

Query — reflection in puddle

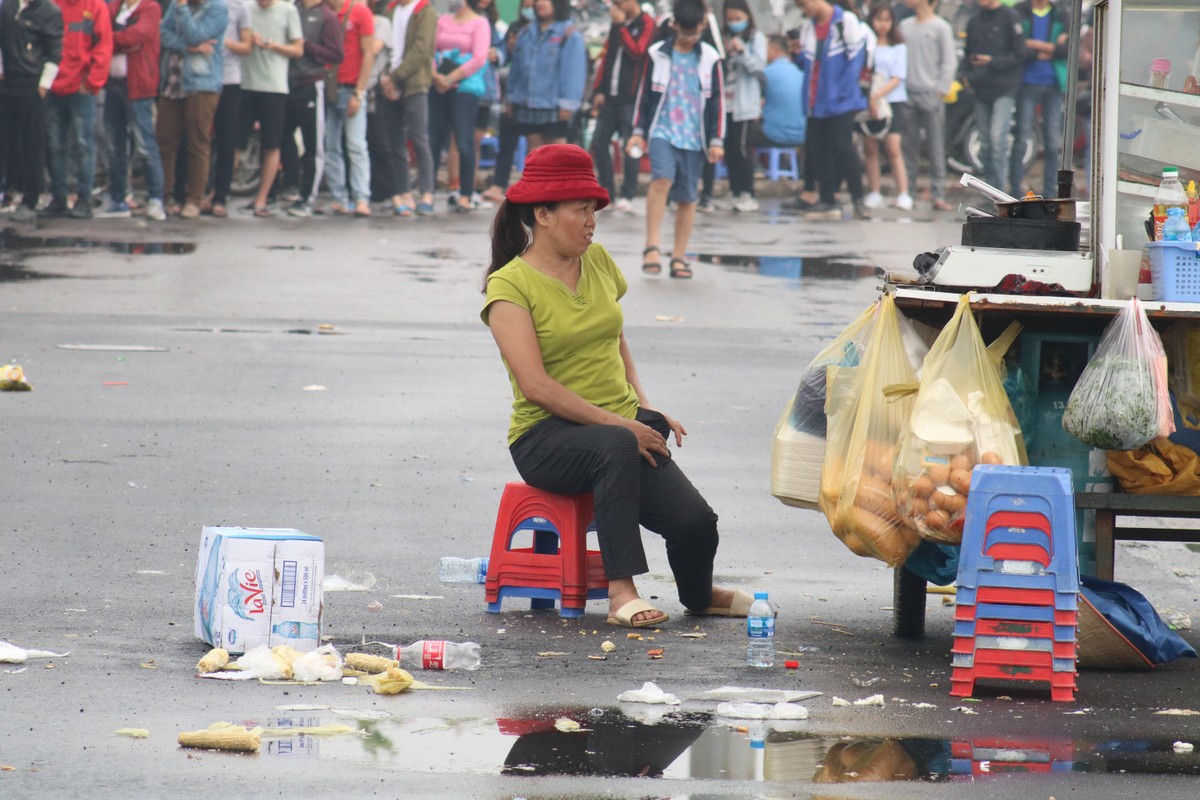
[247,706,1200,785]
[0,230,195,255]
[0,262,72,283]
[694,253,882,283]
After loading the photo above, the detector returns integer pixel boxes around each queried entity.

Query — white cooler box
[193,526,325,654]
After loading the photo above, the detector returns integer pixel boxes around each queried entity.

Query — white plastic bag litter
[0,640,70,663]
[715,701,810,720]
[617,681,681,705]
[292,644,344,682]
[233,645,293,680]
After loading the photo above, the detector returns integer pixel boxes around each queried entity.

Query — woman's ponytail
[483,200,557,292]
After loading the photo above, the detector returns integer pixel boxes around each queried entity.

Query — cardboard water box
[194,526,324,654]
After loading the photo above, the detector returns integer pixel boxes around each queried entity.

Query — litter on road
[0,640,70,663]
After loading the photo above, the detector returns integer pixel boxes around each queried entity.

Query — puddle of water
[0,230,195,255]
[259,245,314,251]
[418,248,458,260]
[694,254,882,283]
[0,262,73,283]
[243,705,1200,784]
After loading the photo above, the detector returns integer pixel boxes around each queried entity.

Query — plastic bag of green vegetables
[1063,298,1174,450]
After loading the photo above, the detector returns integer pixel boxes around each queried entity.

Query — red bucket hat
[505,144,610,210]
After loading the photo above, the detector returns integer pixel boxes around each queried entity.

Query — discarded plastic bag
[0,365,31,391]
[0,640,69,663]
[690,686,822,703]
[291,644,343,682]
[233,645,294,680]
[617,681,681,705]
[1064,297,1174,450]
[820,295,925,566]
[893,296,1026,544]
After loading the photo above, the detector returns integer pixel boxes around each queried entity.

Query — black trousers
[509,409,719,611]
[0,83,48,209]
[211,83,242,206]
[805,111,863,205]
[279,83,322,200]
[589,99,640,202]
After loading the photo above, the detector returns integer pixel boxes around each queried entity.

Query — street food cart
[868,0,1200,638]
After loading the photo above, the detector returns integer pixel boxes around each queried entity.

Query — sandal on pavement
[253,205,272,218]
[329,202,353,216]
[606,598,670,628]
[931,199,952,212]
[684,588,756,618]
[211,203,227,218]
[393,204,415,217]
[669,258,693,279]
[642,245,662,275]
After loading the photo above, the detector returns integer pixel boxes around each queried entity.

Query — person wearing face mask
[588,0,654,214]
[503,0,586,151]
[714,0,765,213]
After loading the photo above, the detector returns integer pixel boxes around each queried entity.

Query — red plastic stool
[485,482,608,617]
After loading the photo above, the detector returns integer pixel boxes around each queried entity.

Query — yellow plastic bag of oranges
[820,295,924,566]
[892,295,1027,544]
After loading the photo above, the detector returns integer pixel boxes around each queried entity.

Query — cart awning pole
[1058,0,1084,198]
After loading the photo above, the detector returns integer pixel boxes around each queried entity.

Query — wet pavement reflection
[0,229,195,255]
[695,254,883,285]
[239,705,1200,785]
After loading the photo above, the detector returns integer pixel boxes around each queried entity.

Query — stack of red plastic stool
[951,465,1079,702]
[484,482,608,618]
[950,736,1075,776]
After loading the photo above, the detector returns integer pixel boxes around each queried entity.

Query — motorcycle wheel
[229,132,262,197]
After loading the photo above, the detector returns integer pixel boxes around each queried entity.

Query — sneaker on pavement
[447,192,460,209]
[288,200,312,218]
[697,196,713,213]
[781,196,818,212]
[801,202,842,221]
[470,192,494,210]
[43,201,70,218]
[68,203,93,219]
[852,201,870,220]
[11,206,37,223]
[278,188,301,203]
[180,202,201,219]
[862,191,884,209]
[145,198,167,221]
[614,197,633,213]
[98,201,133,219]
[732,193,760,212]
[894,193,914,211]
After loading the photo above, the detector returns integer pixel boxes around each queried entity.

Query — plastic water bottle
[1153,166,1187,240]
[438,556,488,583]
[1163,207,1192,242]
[746,592,775,667]
[397,640,482,670]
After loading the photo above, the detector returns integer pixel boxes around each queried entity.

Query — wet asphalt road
[1,195,1199,800]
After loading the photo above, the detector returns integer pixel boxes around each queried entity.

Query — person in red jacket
[100,0,164,220]
[588,0,654,214]
[46,0,112,218]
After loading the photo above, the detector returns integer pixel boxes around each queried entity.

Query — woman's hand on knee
[628,420,669,466]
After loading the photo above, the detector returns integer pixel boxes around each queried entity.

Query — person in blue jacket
[785,0,870,220]
[504,0,586,150]
[158,0,228,219]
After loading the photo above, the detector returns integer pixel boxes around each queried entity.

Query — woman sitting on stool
[480,143,754,628]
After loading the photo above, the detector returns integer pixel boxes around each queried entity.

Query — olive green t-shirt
[481,244,639,445]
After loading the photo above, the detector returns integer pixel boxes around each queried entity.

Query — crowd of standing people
[0,0,1074,233]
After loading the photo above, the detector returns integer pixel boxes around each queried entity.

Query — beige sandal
[684,588,757,617]
[606,598,670,628]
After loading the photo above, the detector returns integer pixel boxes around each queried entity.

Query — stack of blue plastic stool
[951,465,1079,702]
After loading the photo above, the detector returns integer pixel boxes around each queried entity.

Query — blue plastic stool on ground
[754,147,801,181]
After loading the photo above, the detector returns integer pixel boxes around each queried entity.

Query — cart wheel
[893,565,927,640]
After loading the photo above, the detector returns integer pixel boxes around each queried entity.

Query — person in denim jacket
[504,0,586,149]
[158,0,228,218]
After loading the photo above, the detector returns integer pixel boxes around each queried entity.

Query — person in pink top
[428,0,489,213]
